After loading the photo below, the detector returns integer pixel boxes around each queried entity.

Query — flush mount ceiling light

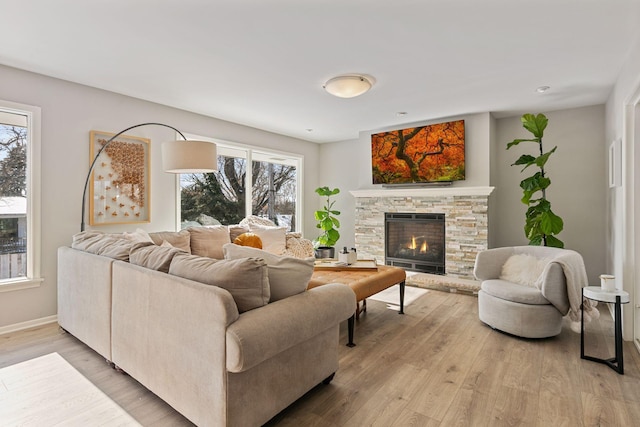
[323,75,374,98]
[536,85,550,93]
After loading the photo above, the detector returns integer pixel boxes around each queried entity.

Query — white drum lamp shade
[162,140,218,173]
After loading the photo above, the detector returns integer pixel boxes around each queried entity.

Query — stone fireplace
[351,186,493,280]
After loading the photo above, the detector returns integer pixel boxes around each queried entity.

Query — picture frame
[609,138,621,188]
[89,130,151,225]
[371,119,465,185]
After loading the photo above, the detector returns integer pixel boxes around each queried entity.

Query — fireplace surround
[351,186,493,279]
[385,212,446,274]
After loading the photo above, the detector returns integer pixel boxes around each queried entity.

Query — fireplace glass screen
[385,212,445,274]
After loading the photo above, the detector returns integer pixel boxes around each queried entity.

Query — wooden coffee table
[308,262,406,347]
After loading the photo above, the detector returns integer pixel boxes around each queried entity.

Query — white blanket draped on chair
[547,250,599,332]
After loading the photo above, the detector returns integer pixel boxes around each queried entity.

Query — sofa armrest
[57,246,114,361]
[226,283,356,373]
[473,247,515,280]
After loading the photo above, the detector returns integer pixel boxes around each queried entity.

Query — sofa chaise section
[110,260,354,426]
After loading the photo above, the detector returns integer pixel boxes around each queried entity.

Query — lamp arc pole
[80,122,187,232]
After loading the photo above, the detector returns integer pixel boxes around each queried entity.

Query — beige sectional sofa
[57,226,355,427]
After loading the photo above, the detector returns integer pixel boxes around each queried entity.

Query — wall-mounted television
[371,119,465,185]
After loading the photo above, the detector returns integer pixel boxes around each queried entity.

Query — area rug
[368,284,429,309]
[406,271,481,296]
[0,352,140,426]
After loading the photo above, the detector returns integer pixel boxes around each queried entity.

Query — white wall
[0,64,320,330]
[493,105,607,286]
[605,33,640,340]
[318,113,492,250]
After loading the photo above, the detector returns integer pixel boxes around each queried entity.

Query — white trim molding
[0,314,57,336]
[350,186,495,198]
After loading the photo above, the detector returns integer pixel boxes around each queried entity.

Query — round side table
[580,286,630,374]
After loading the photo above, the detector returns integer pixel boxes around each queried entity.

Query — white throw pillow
[123,228,154,244]
[249,224,287,255]
[223,243,314,302]
[500,254,550,288]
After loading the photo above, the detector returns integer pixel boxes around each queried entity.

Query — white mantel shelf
[350,186,494,198]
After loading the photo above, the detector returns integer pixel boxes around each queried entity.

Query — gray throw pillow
[71,231,135,261]
[148,230,191,253]
[168,253,270,313]
[188,226,230,259]
[130,244,184,273]
[223,243,313,302]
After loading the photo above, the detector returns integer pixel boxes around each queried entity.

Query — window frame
[177,133,304,231]
[0,100,42,292]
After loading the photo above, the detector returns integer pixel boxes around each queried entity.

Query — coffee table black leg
[399,280,405,315]
[347,314,356,347]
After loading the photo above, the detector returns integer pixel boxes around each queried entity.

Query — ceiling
[2,0,639,143]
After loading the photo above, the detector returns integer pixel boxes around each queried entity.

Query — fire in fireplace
[385,212,445,274]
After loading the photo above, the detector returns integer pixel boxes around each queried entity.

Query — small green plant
[313,186,340,248]
[507,113,564,248]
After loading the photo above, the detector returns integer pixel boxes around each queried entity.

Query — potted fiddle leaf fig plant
[507,113,564,247]
[313,186,340,258]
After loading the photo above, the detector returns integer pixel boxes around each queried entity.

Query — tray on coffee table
[313,259,378,271]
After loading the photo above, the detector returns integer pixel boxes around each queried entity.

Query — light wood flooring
[1,290,639,426]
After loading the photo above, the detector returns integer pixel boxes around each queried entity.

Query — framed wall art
[89,130,151,225]
[371,119,465,185]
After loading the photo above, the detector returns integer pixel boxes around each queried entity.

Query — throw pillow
[233,232,263,249]
[130,244,184,273]
[169,253,270,313]
[72,231,136,261]
[188,225,230,259]
[500,254,550,287]
[228,225,250,242]
[240,215,276,228]
[122,228,155,244]
[283,234,315,258]
[148,230,191,253]
[223,243,314,302]
[249,224,287,255]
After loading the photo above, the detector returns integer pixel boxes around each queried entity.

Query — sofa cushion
[481,279,551,305]
[130,244,185,273]
[249,224,287,255]
[149,230,191,253]
[223,243,313,302]
[71,231,135,261]
[169,253,270,312]
[188,226,230,259]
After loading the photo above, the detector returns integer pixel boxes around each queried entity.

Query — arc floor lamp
[80,122,217,231]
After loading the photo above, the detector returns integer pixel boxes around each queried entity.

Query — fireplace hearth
[385,212,445,274]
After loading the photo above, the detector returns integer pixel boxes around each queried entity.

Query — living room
[1,1,640,425]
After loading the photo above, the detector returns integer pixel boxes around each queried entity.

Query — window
[0,101,41,291]
[179,136,302,231]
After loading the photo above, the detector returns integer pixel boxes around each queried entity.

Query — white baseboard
[0,315,58,336]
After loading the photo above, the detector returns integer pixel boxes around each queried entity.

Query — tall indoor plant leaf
[313,186,340,248]
[507,113,564,248]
